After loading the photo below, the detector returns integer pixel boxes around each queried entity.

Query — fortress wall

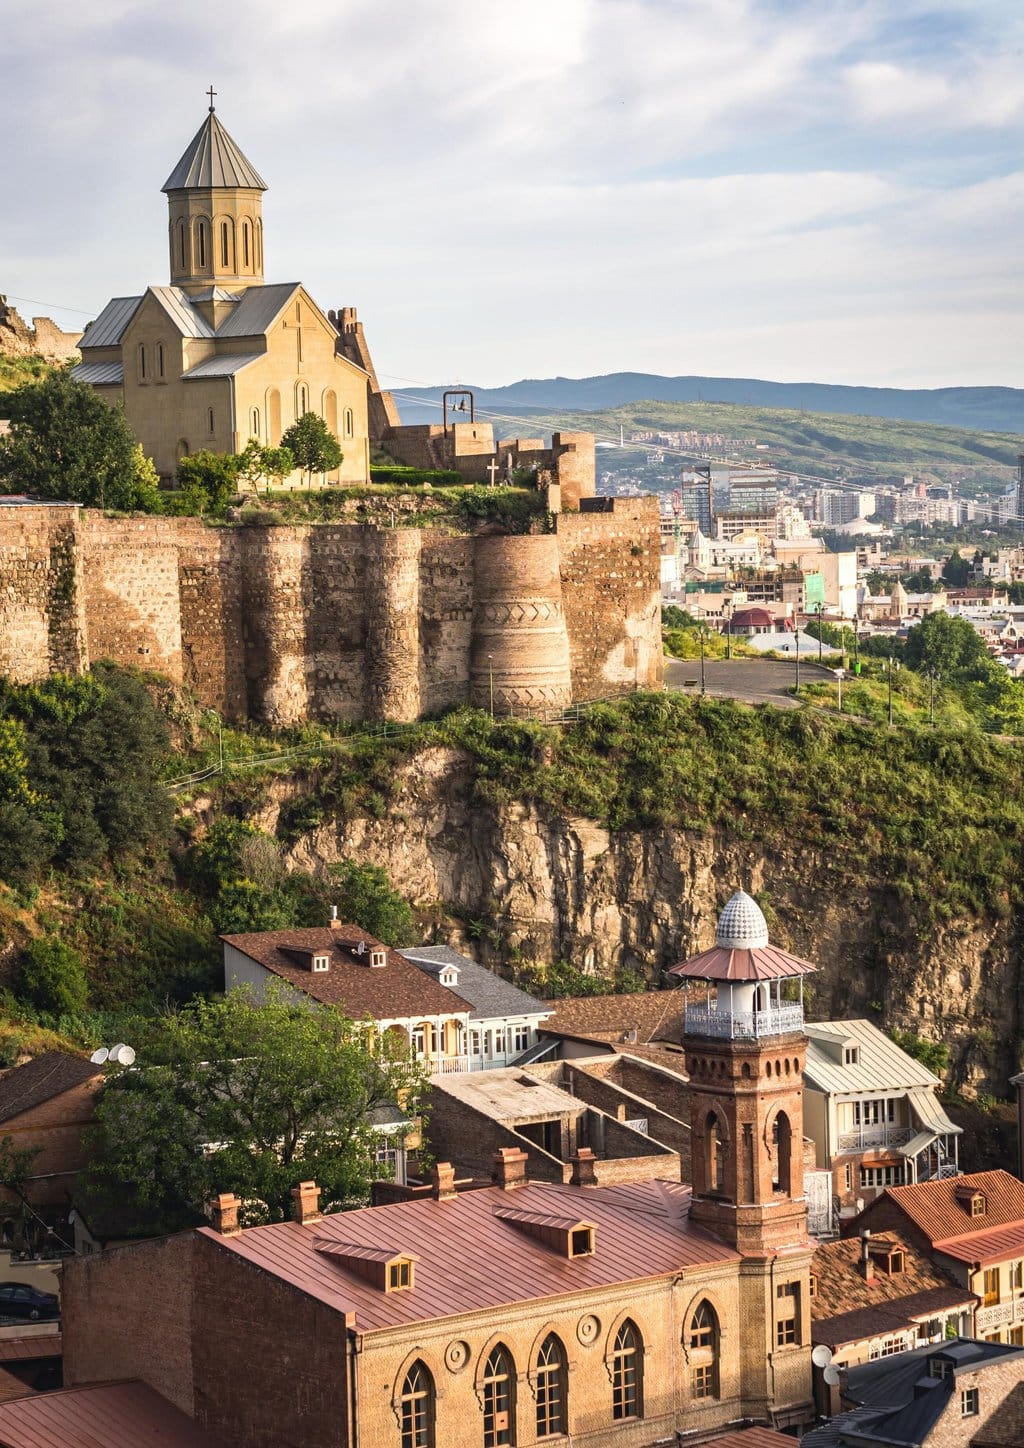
[419,535,474,715]
[470,534,573,713]
[176,529,247,719]
[556,496,663,700]
[78,516,185,680]
[551,431,596,509]
[363,528,422,722]
[240,529,311,727]
[303,526,369,723]
[0,506,87,681]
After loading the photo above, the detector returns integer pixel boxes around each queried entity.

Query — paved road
[664,657,837,708]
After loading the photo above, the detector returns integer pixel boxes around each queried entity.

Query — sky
[3,0,1022,393]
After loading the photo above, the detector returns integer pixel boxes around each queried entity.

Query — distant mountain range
[395,373,1024,435]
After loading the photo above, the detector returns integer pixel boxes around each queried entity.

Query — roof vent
[715,891,770,950]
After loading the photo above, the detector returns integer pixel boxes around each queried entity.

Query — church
[74,95,371,484]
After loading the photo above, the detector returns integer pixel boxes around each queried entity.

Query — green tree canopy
[90,988,424,1230]
[280,412,343,485]
[169,450,240,517]
[0,372,159,510]
[17,938,89,1016]
[235,439,294,496]
[941,549,971,587]
[903,611,994,681]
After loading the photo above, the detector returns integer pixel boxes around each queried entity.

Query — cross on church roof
[207,85,217,113]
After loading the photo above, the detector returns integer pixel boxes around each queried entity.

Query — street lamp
[726,602,733,661]
[699,626,707,696]
[487,653,494,718]
[834,666,845,713]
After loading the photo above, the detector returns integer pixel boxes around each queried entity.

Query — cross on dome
[207,85,217,113]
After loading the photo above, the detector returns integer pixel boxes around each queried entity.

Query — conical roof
[162,110,267,193]
[669,888,817,982]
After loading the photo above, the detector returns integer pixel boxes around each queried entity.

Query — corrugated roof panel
[70,361,123,385]
[803,1019,942,1096]
[401,948,553,1023]
[200,1177,736,1334]
[936,1220,1024,1266]
[148,287,215,339]
[162,112,267,192]
[78,296,142,349]
[215,283,299,338]
[0,1380,223,1446]
[181,353,262,380]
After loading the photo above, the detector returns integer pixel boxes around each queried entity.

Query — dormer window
[844,1046,860,1066]
[387,1259,413,1291]
[312,954,330,973]
[956,1185,987,1218]
[440,968,459,986]
[972,1195,987,1218]
[570,1227,595,1257]
[495,1207,596,1259]
[369,949,387,969]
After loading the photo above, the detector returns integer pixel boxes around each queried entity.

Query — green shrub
[17,938,89,1016]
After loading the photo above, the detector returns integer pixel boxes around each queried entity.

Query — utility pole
[699,627,707,696]
[795,636,801,696]
[488,653,494,718]
[817,603,824,664]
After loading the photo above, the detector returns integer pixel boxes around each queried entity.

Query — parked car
[0,1282,59,1321]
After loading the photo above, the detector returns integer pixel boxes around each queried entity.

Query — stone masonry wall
[0,505,661,723]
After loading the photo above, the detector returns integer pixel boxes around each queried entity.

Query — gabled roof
[812,1230,968,1323]
[78,296,142,350]
[215,282,300,338]
[400,947,552,1023]
[0,1052,100,1125]
[147,286,215,339]
[804,1019,944,1095]
[181,353,263,380]
[70,360,123,386]
[222,925,472,1021]
[868,1170,1024,1248]
[162,110,267,192]
[0,1380,224,1447]
[540,990,686,1045]
[200,1177,733,1334]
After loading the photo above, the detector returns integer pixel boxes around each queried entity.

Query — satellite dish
[823,1365,842,1386]
[812,1345,834,1368]
[89,1047,109,1065]
[111,1045,136,1067]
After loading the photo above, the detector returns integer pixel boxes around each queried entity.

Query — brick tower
[672,890,815,1255]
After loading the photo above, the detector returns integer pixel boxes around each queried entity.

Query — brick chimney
[431,1162,458,1201]
[210,1193,242,1236]
[859,1229,875,1282]
[571,1147,599,1187]
[291,1181,322,1225]
[492,1147,529,1191]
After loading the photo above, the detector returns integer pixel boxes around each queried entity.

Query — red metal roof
[934,1220,1024,1267]
[200,1178,736,1335]
[670,943,817,982]
[877,1170,1024,1247]
[0,1337,60,1365]
[0,1380,224,1446]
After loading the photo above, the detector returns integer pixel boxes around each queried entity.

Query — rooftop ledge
[684,1002,804,1041]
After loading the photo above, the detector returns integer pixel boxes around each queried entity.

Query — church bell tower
[162,90,268,295]
[671,891,815,1256]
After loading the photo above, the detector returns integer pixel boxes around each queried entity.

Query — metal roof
[401,947,552,1023]
[71,360,123,385]
[670,942,817,982]
[148,287,215,339]
[863,1170,1024,1247]
[0,1380,224,1447]
[200,1177,734,1334]
[431,1068,587,1123]
[162,111,267,192]
[803,1019,943,1096]
[935,1219,1024,1267]
[182,353,262,380]
[78,295,142,349]
[215,282,299,338]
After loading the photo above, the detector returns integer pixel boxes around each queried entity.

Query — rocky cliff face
[246,746,1022,1094]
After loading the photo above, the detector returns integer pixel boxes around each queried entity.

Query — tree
[170,450,240,517]
[90,988,424,1230]
[235,439,294,496]
[280,412,343,486]
[327,860,415,946]
[903,612,994,682]
[17,938,89,1016]
[941,549,970,587]
[0,372,161,511]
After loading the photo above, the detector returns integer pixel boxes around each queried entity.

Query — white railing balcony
[976,1298,1024,1334]
[684,1003,804,1040]
[837,1125,914,1153]
[426,1055,470,1075]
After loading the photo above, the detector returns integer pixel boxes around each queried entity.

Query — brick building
[0,1053,103,1209]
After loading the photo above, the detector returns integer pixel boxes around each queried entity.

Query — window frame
[398,1360,434,1448]
[610,1319,642,1421]
[534,1333,567,1440]
[482,1344,515,1448]
[960,1386,979,1418]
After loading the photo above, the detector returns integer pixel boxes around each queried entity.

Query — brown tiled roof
[540,991,686,1045]
[812,1286,978,1351]
[201,1177,737,1334]
[0,1054,100,1125]
[877,1170,1024,1246]
[222,924,473,1020]
[812,1232,964,1321]
[670,943,817,983]
[0,1380,225,1446]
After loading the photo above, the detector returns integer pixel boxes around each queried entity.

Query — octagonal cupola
[670,889,816,1040]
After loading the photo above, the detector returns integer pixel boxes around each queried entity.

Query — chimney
[492,1147,530,1192]
[329,907,341,931]
[860,1229,875,1282]
[291,1181,322,1226]
[571,1147,599,1187]
[430,1162,458,1201]
[210,1192,242,1236]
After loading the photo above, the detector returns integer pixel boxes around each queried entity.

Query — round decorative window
[444,1339,470,1373]
[577,1314,600,1346]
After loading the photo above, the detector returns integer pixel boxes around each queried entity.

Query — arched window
[688,1301,719,1401]
[296,383,308,418]
[256,219,263,270]
[772,1111,792,1194]
[267,389,281,446]
[345,407,354,438]
[399,1361,434,1448]
[611,1319,642,1420]
[242,221,251,269]
[178,221,186,270]
[157,343,165,380]
[482,1344,515,1447]
[706,1112,725,1194]
[250,407,260,438]
[197,220,207,269]
[221,221,229,268]
[138,344,147,382]
[535,1334,566,1439]
[324,389,338,439]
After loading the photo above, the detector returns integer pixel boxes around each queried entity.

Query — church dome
[715,891,769,950]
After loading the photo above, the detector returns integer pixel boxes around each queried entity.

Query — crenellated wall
[0,498,661,722]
